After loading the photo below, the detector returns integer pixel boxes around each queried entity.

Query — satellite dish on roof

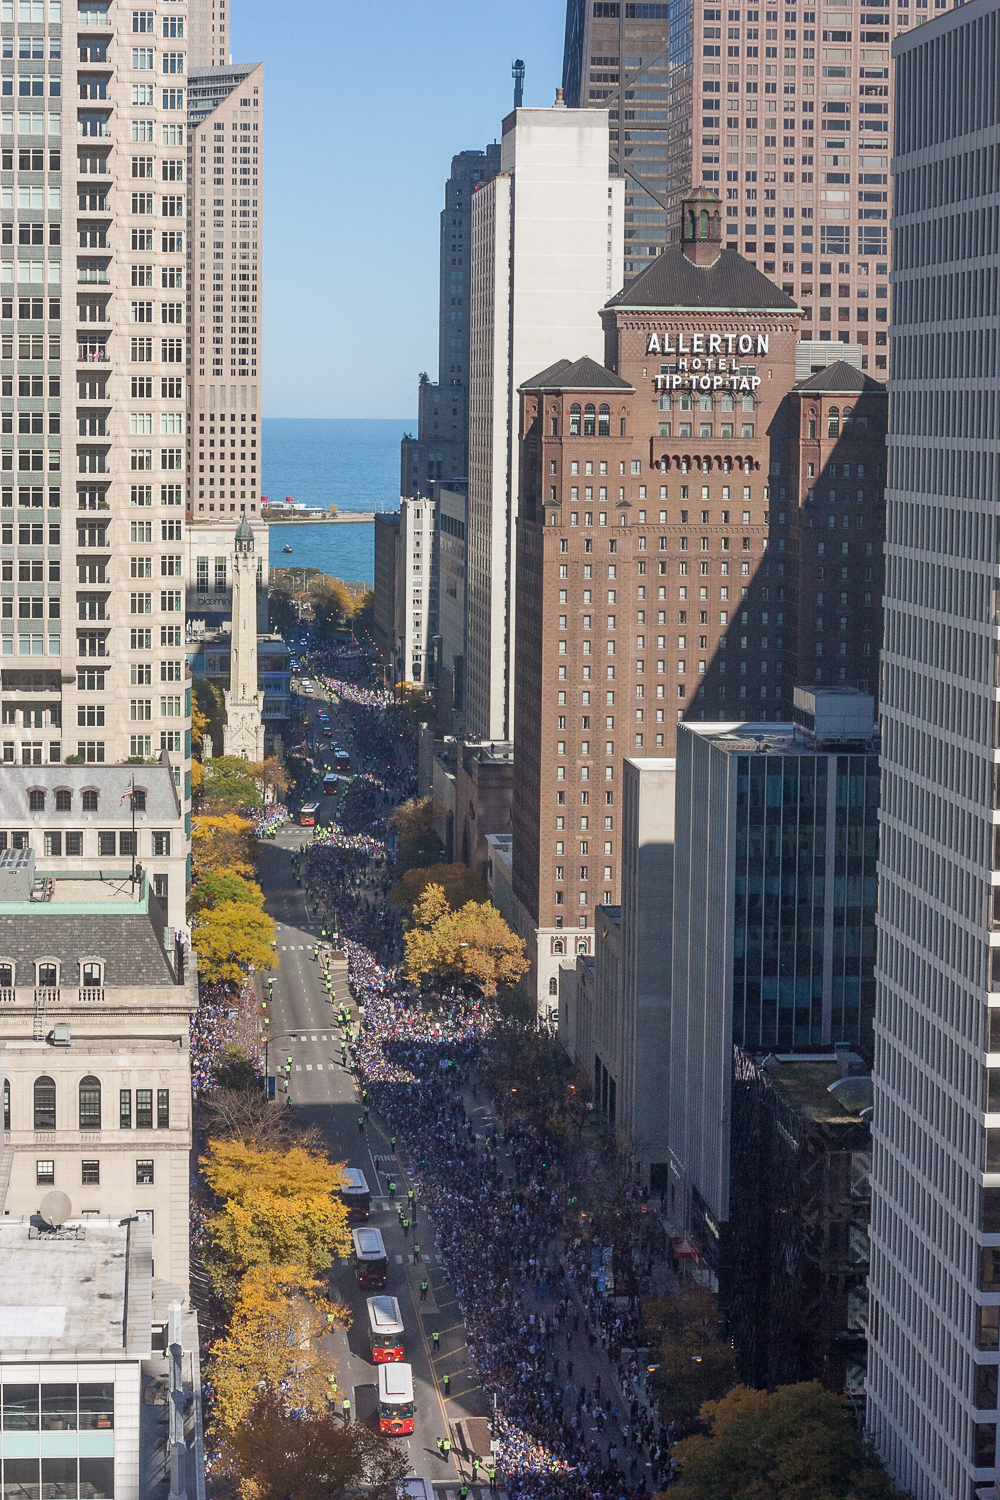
[38,1191,72,1228]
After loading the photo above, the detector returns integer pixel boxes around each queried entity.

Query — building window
[119,1088,131,1129]
[3,1077,8,1131]
[33,1075,55,1130]
[35,1160,54,1185]
[157,1089,169,1128]
[27,789,44,811]
[81,1160,100,1186]
[135,1088,153,1128]
[135,1159,154,1185]
[78,1075,101,1130]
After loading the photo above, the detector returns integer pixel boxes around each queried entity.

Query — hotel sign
[647,331,768,392]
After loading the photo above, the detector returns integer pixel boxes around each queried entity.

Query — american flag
[119,777,135,808]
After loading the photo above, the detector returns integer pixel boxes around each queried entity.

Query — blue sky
[232,1,567,419]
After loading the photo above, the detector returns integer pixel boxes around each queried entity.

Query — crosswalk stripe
[395,1254,403,1264]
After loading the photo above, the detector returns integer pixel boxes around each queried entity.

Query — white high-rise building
[0,0,194,811]
[868,6,1000,1496]
[465,98,624,741]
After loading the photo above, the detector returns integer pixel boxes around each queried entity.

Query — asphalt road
[256,684,496,1494]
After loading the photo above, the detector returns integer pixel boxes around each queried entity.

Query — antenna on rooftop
[513,58,525,108]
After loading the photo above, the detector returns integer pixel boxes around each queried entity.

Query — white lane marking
[295,1065,302,1072]
[395,1254,403,1264]
[306,1064,313,1071]
[316,1064,324,1071]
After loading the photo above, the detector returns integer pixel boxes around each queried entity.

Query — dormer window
[54,790,72,811]
[36,962,57,988]
[82,962,102,987]
[81,789,99,811]
[131,788,147,811]
[27,790,45,812]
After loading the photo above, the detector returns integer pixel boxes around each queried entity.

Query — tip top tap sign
[647,332,768,393]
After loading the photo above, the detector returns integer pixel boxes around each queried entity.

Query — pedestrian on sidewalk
[420,1279,428,1301]
[436,1438,445,1459]
[432,1330,440,1350]
[341,1398,351,1423]
[442,1373,450,1395]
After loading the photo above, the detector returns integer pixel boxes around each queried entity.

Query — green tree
[224,1391,409,1500]
[672,1382,907,1500]
[268,584,297,637]
[188,869,264,919]
[202,755,263,807]
[647,1283,737,1425]
[389,796,444,874]
[193,679,226,753]
[389,861,489,917]
[213,1044,261,1092]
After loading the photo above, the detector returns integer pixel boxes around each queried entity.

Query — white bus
[378,1360,414,1434]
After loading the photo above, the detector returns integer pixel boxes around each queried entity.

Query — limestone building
[221,513,261,758]
[0,760,188,935]
[0,856,195,1292]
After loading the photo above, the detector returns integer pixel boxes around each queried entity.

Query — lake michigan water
[262,417,413,586]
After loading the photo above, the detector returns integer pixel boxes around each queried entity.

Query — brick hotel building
[512,188,885,1002]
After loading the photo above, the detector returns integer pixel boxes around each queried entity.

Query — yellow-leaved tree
[191,899,276,984]
[209,1262,345,1435]
[191,811,258,880]
[201,1139,351,1289]
[402,883,528,997]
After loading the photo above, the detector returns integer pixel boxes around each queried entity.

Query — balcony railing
[78,346,108,363]
[78,987,104,1003]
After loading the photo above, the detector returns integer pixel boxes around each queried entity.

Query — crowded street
[244,665,681,1498]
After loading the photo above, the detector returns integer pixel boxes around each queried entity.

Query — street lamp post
[261,1028,300,1099]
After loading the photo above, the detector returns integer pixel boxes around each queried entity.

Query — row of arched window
[0,961,102,989]
[657,454,758,475]
[27,788,114,813]
[5,1076,169,1132]
[570,404,613,437]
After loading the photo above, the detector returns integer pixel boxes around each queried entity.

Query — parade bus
[322,773,339,794]
[377,1361,414,1434]
[333,747,351,773]
[352,1226,388,1289]
[340,1167,370,1223]
[299,802,320,826]
[366,1295,405,1363]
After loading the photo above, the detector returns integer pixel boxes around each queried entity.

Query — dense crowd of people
[190,980,261,1093]
[250,803,288,838]
[293,682,673,1498]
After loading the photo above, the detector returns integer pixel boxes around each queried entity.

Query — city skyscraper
[401,146,500,499]
[659,0,912,372]
[0,0,198,800]
[465,100,624,742]
[188,0,230,67]
[187,60,262,517]
[867,5,1000,1495]
[561,0,671,283]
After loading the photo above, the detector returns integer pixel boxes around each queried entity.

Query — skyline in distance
[231,0,566,419]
